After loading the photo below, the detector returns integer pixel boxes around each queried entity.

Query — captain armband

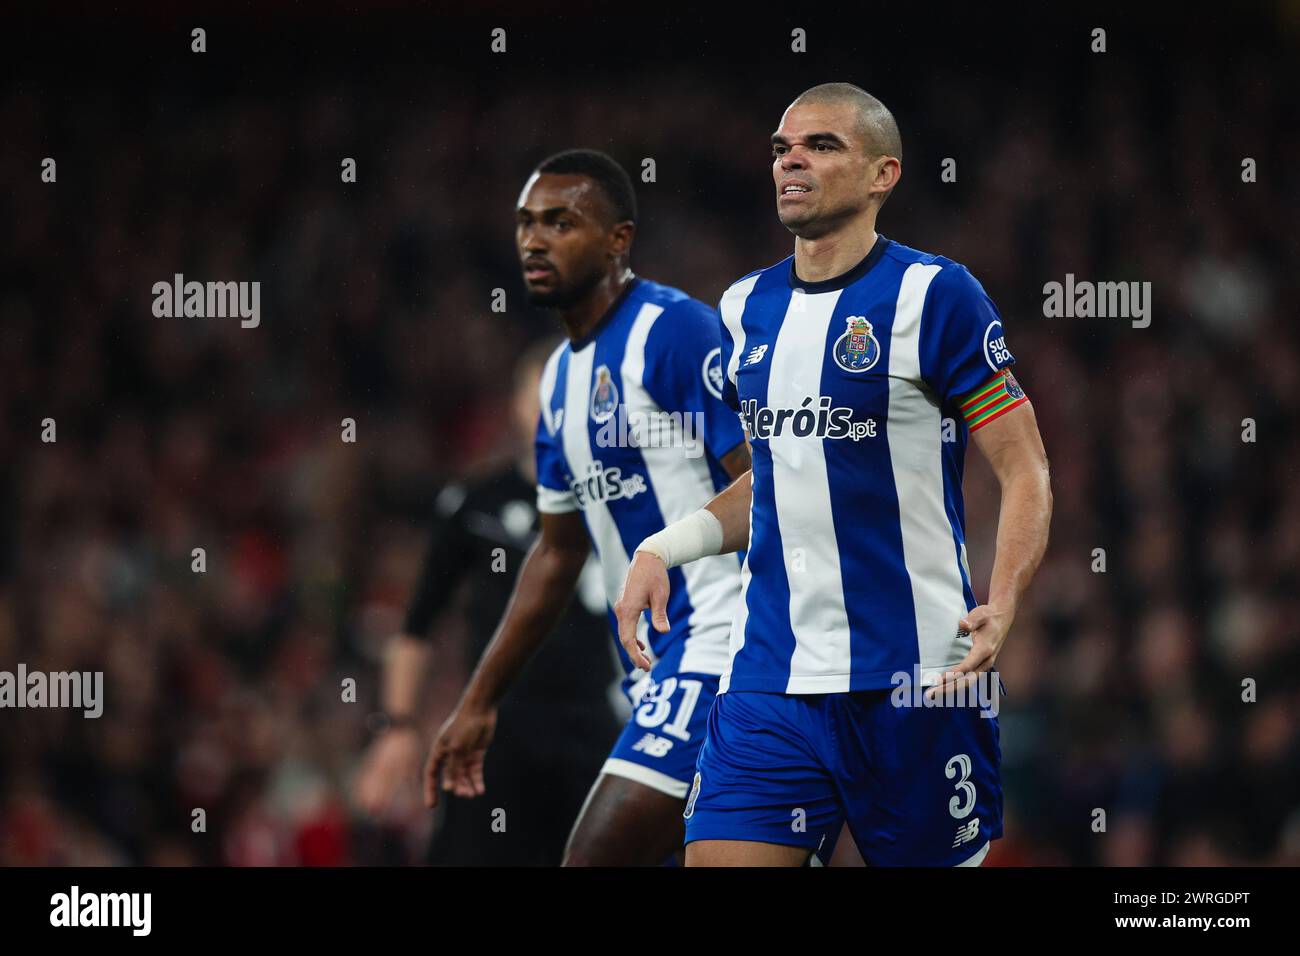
[958,368,1029,432]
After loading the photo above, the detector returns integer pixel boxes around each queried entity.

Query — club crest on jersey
[590,365,619,423]
[832,315,881,373]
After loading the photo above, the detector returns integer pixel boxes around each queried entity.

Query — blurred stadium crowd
[1,17,1297,865]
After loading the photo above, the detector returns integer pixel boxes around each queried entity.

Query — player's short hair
[792,83,902,161]
[535,148,638,225]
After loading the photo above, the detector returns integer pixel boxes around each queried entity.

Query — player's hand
[926,603,1013,701]
[354,726,424,819]
[423,703,496,808]
[614,550,671,672]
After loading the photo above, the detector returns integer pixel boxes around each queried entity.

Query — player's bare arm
[710,440,754,552]
[423,509,590,807]
[931,400,1052,697]
[614,440,751,672]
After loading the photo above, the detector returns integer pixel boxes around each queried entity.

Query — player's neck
[793,225,879,284]
[558,267,635,344]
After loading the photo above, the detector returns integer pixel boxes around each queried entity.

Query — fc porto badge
[590,364,619,423]
[1001,367,1024,400]
[832,315,881,373]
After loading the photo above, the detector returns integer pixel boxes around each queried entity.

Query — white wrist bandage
[636,509,724,569]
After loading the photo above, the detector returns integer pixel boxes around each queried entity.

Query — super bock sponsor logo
[983,319,1014,372]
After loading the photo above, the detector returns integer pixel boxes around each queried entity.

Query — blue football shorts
[601,667,720,799]
[682,684,1002,865]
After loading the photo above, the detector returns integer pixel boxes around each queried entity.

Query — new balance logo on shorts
[952,817,981,848]
[630,732,674,757]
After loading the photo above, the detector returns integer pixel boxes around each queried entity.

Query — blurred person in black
[354,339,621,866]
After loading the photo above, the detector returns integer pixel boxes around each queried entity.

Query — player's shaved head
[772,83,904,234]
[790,83,901,160]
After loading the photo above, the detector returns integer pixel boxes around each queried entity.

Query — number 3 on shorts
[946,752,976,819]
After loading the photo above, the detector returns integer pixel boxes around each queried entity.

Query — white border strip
[600,757,690,799]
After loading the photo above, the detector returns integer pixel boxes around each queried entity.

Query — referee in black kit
[354,339,621,865]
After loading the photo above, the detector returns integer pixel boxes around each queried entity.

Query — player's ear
[871,156,901,202]
[878,157,899,192]
[608,220,635,259]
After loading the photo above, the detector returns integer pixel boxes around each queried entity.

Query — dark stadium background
[1,3,1297,866]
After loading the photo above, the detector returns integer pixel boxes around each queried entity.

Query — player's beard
[524,264,604,308]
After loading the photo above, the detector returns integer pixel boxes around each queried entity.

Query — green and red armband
[958,368,1029,432]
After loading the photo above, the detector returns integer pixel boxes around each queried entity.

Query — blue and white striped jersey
[535,277,747,680]
[717,236,1028,694]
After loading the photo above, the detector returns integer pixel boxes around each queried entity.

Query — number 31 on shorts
[634,677,704,742]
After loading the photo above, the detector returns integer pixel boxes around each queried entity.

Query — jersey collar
[567,275,642,351]
[787,234,890,293]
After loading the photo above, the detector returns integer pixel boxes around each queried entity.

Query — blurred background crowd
[1,7,1297,865]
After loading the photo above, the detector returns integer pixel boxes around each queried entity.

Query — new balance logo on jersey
[952,818,981,848]
[743,344,769,366]
[739,396,878,443]
[570,460,648,509]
